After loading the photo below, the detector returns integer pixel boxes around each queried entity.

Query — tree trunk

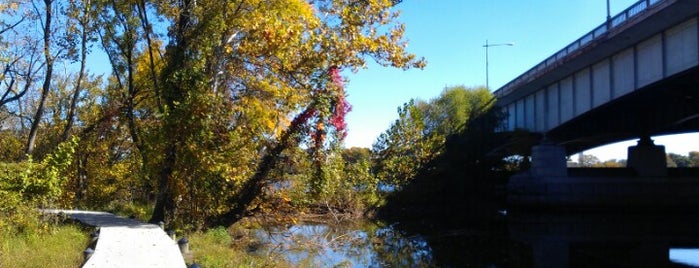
[136,0,163,112]
[62,6,89,141]
[215,107,314,226]
[149,142,177,224]
[26,0,54,156]
[148,0,192,225]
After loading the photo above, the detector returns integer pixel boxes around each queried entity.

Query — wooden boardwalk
[43,209,186,268]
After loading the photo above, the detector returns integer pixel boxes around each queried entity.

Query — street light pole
[483,40,514,90]
[606,0,612,28]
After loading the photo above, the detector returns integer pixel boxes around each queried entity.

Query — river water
[246,211,699,267]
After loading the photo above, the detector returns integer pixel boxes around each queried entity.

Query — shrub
[0,137,78,235]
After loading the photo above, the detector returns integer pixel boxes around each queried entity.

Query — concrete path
[42,209,187,268]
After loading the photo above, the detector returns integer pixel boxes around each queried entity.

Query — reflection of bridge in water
[493,0,699,208]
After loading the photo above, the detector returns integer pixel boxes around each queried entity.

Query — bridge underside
[545,65,699,153]
[502,0,699,211]
[508,66,699,209]
[506,65,699,210]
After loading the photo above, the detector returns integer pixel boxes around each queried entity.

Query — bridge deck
[43,209,186,268]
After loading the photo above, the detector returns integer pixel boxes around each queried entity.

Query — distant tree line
[568,152,699,168]
[667,152,699,167]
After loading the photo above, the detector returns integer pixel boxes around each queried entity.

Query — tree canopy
[0,0,425,228]
[372,86,495,187]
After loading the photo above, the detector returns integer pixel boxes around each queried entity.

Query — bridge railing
[494,0,665,98]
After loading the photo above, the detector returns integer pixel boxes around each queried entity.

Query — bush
[0,163,43,234]
[0,190,42,234]
[0,137,78,235]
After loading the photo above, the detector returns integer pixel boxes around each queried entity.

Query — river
[244,211,699,267]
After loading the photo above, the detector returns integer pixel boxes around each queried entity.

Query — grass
[187,226,292,268]
[0,224,88,268]
[106,201,154,223]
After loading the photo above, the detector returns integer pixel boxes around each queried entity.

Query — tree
[372,99,430,186]
[0,3,40,112]
[0,0,425,228]
[690,151,699,167]
[578,154,601,167]
[89,0,426,226]
[668,153,691,167]
[666,154,677,168]
[342,147,371,164]
[61,0,96,141]
[372,86,495,187]
[423,86,492,136]
[1,2,46,142]
[596,159,625,168]
[26,0,58,156]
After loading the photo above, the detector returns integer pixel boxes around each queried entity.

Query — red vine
[328,66,352,140]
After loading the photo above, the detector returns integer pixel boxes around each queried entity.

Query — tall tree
[373,99,430,186]
[372,86,495,187]
[26,0,56,155]
[134,0,425,225]
[61,0,94,141]
[97,0,146,154]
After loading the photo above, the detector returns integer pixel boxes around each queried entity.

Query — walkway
[42,209,186,268]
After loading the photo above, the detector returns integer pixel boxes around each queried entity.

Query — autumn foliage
[0,0,423,230]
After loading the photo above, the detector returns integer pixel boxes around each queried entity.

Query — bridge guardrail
[494,0,665,98]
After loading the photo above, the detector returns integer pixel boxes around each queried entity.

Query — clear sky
[342,0,699,160]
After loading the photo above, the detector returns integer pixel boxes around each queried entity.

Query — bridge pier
[627,136,667,177]
[530,140,567,177]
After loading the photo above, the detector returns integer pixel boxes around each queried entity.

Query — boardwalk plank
[43,209,187,268]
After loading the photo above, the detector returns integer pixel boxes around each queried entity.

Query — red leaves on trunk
[328,66,352,140]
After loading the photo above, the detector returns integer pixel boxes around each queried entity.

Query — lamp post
[483,40,514,90]
[606,0,612,28]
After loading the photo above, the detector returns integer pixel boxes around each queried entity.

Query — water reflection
[250,222,433,267]
[244,211,699,267]
[509,212,699,267]
[670,248,699,267]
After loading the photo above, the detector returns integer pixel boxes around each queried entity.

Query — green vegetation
[667,151,699,167]
[372,85,515,194]
[187,226,290,268]
[0,138,85,268]
[0,224,88,268]
[0,139,77,234]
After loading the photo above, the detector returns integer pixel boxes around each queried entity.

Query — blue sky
[342,0,699,160]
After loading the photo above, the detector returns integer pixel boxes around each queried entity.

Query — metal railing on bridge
[494,0,665,98]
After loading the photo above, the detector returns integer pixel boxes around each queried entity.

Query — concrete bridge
[495,0,699,208]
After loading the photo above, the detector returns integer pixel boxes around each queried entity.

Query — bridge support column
[530,141,567,177]
[627,136,667,177]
